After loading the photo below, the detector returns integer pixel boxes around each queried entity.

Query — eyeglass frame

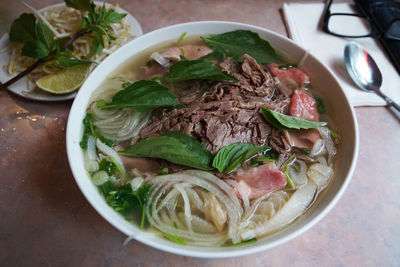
[322,0,379,38]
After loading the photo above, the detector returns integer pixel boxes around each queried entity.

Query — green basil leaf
[120,131,214,170]
[54,36,73,51]
[261,106,327,130]
[88,33,105,58]
[65,0,91,11]
[35,21,54,50]
[254,151,278,162]
[56,51,93,67]
[163,59,238,83]
[98,80,182,112]
[9,13,36,43]
[213,143,270,173]
[22,40,50,59]
[201,30,284,63]
[101,8,127,24]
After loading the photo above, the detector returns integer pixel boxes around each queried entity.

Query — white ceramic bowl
[66,21,359,258]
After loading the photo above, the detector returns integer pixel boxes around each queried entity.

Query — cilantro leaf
[80,113,114,149]
[9,13,36,43]
[99,182,151,229]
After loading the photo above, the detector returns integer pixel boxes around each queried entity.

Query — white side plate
[0,2,142,101]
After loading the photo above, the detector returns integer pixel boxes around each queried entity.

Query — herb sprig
[1,0,126,90]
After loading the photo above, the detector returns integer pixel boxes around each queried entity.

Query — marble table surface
[0,0,399,266]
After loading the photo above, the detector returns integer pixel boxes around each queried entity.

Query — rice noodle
[146,171,241,246]
[91,104,151,141]
[151,52,171,67]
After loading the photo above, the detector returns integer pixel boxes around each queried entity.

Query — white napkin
[283,2,400,107]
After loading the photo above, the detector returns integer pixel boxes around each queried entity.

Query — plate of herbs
[0,0,142,101]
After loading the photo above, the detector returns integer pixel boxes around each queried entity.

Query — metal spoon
[344,42,400,111]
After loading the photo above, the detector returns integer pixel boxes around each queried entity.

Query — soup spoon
[344,42,400,112]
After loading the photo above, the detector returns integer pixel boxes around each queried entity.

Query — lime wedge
[36,64,92,94]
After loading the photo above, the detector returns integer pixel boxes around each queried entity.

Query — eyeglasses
[322,0,400,40]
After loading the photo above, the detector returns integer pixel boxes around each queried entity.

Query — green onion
[280,153,296,171]
[221,238,257,247]
[284,166,295,188]
[164,232,186,245]
[158,168,169,175]
[110,157,126,178]
[330,130,339,138]
[92,170,109,186]
[176,32,187,44]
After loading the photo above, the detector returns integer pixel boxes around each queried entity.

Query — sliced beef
[267,63,309,87]
[158,45,213,62]
[284,129,320,150]
[289,89,320,122]
[143,45,213,79]
[230,162,287,200]
[139,54,280,153]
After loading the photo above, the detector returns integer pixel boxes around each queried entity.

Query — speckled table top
[0,0,399,266]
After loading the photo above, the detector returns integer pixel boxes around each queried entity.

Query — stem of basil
[0,29,92,91]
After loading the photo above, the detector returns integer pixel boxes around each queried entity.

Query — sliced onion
[130,177,144,191]
[225,179,250,212]
[85,160,99,173]
[317,127,336,164]
[151,52,171,67]
[86,136,97,161]
[310,138,325,157]
[96,138,126,177]
[289,160,307,188]
[175,183,193,232]
[146,171,240,246]
[186,187,203,210]
[307,163,333,191]
[178,213,217,234]
[240,183,317,240]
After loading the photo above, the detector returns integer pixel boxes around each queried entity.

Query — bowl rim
[66,20,359,258]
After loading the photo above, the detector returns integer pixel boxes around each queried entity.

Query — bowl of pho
[66,21,359,258]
